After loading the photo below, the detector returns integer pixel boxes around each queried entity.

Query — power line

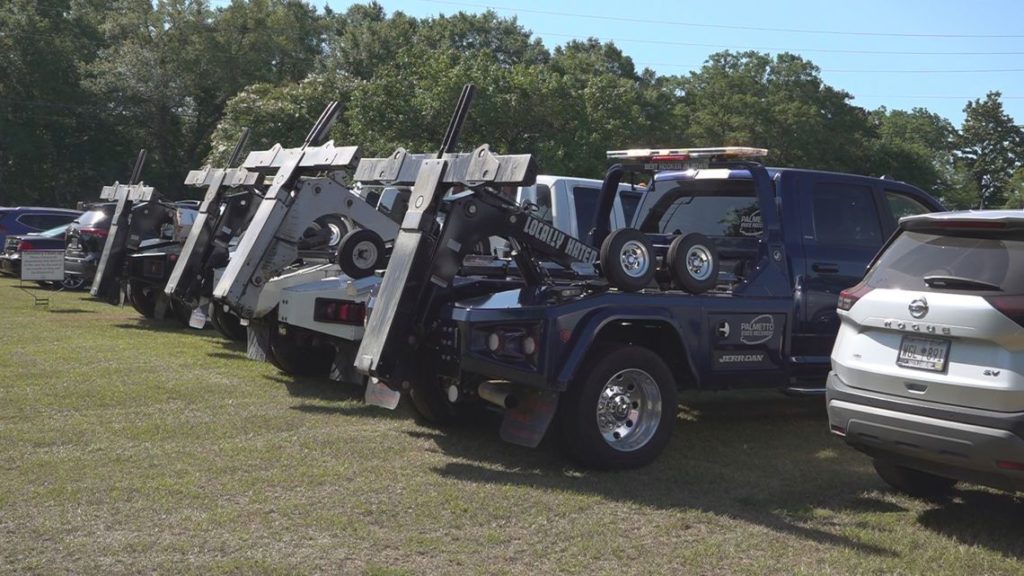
[414,0,1024,39]
[637,63,1024,74]
[536,31,1024,56]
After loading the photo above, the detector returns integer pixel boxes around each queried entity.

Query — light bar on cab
[606,146,769,161]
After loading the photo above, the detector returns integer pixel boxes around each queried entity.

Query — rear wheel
[268,325,334,377]
[168,299,194,327]
[872,459,957,500]
[210,305,246,341]
[126,281,158,318]
[559,345,678,469]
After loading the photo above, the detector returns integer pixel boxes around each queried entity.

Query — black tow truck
[356,95,945,468]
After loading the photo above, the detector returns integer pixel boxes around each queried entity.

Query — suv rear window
[76,210,109,228]
[867,230,1024,294]
[637,179,760,237]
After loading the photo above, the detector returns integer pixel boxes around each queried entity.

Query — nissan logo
[909,297,929,319]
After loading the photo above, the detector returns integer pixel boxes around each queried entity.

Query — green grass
[1,276,1023,575]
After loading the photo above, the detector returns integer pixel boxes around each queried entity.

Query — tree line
[3,0,1023,210]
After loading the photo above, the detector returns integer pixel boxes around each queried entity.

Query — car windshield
[867,230,1024,294]
[636,177,761,237]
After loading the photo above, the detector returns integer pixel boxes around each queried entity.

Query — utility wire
[414,0,1024,39]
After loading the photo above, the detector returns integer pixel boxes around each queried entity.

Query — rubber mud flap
[247,321,270,361]
[499,390,559,448]
[365,377,401,410]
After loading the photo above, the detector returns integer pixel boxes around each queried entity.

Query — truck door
[795,175,888,359]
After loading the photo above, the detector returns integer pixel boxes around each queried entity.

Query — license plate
[897,336,950,372]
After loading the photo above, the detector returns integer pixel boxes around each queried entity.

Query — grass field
[1,276,1023,575]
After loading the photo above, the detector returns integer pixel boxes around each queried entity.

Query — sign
[21,250,65,282]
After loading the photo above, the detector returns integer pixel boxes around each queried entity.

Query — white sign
[21,250,65,282]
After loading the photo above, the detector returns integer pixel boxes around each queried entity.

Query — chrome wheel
[595,368,662,452]
[326,222,344,247]
[619,240,650,279]
[686,244,713,281]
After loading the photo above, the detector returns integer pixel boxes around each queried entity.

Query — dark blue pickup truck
[357,146,945,469]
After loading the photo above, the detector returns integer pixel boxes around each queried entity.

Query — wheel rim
[327,223,345,247]
[595,368,662,452]
[62,277,84,289]
[352,240,379,270]
[619,240,650,279]
[686,244,713,281]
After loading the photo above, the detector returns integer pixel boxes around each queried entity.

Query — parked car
[0,224,70,277]
[828,210,1024,496]
[63,203,116,290]
[0,207,81,247]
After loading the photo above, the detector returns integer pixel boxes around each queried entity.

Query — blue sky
[313,0,1024,127]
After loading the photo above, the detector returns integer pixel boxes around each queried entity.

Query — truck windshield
[636,178,760,238]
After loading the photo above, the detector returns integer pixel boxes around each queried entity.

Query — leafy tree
[957,91,1024,208]
[865,107,958,194]
[673,51,874,173]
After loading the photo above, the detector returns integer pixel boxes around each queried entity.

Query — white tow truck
[269,175,644,381]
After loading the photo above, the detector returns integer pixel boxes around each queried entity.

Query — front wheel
[559,345,678,469]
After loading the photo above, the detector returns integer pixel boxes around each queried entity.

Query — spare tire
[336,229,386,279]
[599,228,655,292]
[667,233,718,294]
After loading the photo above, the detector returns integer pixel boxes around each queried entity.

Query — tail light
[482,326,540,360]
[313,298,366,325]
[838,283,873,311]
[985,295,1024,328]
[79,227,109,238]
[17,239,36,251]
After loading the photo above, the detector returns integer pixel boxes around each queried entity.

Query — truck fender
[555,307,698,390]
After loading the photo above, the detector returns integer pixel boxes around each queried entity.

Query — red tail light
[313,298,366,325]
[996,459,1024,471]
[838,283,873,311]
[79,227,109,238]
[17,239,36,251]
[985,295,1024,328]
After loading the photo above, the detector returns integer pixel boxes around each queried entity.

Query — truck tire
[211,305,246,341]
[337,229,386,279]
[268,325,334,377]
[872,459,956,500]
[126,280,158,318]
[559,345,678,469]
[300,215,349,251]
[168,299,194,327]
[667,233,719,294]
[599,228,655,292]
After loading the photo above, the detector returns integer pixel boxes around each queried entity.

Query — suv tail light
[313,298,366,325]
[17,239,36,251]
[838,283,873,311]
[79,227,109,238]
[985,295,1024,328]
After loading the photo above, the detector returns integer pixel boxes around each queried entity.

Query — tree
[673,51,874,174]
[865,107,957,194]
[957,91,1024,208]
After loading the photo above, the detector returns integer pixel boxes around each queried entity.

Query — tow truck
[355,134,945,468]
[208,103,407,362]
[272,175,641,380]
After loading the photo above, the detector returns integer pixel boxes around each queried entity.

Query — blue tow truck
[355,100,944,468]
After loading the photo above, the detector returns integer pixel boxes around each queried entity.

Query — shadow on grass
[413,392,900,558]
[48,308,95,314]
[114,318,193,333]
[918,489,1024,559]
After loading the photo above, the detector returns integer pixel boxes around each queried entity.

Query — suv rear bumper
[827,371,1024,491]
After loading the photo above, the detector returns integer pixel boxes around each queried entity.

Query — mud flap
[247,321,270,361]
[499,389,559,448]
[153,292,169,320]
[188,305,207,329]
[365,377,401,410]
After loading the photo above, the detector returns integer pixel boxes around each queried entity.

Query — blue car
[0,207,81,247]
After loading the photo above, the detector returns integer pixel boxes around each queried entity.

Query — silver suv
[827,210,1024,496]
